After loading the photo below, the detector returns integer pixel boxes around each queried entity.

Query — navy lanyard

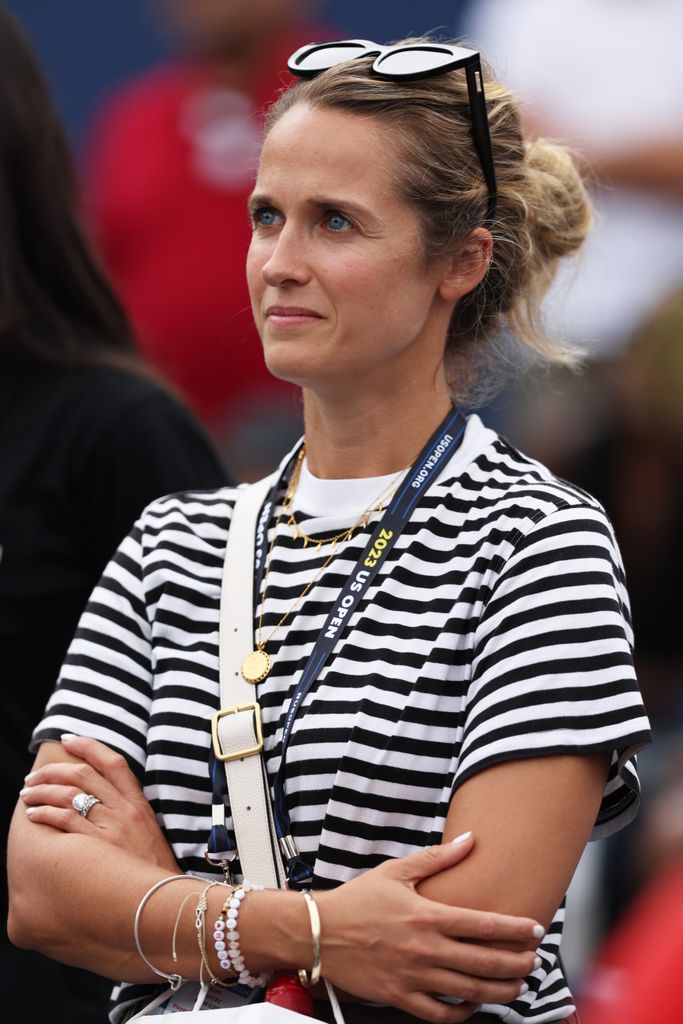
[207,407,466,885]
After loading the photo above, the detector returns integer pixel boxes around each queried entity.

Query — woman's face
[246,103,455,398]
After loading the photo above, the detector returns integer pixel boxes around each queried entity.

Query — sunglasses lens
[375,45,473,77]
[293,41,371,73]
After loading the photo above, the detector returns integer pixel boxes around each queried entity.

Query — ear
[438,228,493,302]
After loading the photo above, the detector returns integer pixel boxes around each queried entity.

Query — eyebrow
[248,192,378,225]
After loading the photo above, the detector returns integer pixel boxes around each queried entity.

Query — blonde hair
[265,39,593,404]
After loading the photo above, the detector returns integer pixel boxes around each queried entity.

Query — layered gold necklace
[240,447,405,685]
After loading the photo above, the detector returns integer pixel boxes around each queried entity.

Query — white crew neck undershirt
[292,414,494,528]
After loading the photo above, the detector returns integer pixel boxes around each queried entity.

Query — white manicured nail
[451,831,472,844]
[532,924,545,939]
[533,956,542,970]
[25,807,37,817]
[60,733,78,742]
[519,982,529,996]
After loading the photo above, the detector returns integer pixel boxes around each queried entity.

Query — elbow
[6,815,60,954]
[7,870,72,959]
[6,838,38,950]
[7,891,38,951]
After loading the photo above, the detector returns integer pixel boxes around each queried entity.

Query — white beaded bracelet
[213,881,267,989]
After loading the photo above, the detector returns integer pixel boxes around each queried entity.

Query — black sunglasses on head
[287,38,497,224]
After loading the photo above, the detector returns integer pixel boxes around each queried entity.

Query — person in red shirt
[579,859,683,1024]
[579,740,683,1024]
[84,0,330,475]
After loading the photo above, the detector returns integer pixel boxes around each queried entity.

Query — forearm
[8,807,311,982]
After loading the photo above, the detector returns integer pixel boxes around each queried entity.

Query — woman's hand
[20,734,179,873]
[315,834,543,1023]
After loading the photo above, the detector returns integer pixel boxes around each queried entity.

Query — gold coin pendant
[241,649,271,684]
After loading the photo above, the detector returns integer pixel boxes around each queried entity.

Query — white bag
[132,999,314,1022]
[128,979,318,1020]
[156,1009,314,1022]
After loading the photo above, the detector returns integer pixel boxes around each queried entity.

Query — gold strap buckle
[211,703,264,763]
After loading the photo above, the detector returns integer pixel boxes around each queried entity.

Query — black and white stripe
[33,416,650,1023]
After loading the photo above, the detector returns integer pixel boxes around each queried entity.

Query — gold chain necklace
[283,446,400,549]
[240,449,405,685]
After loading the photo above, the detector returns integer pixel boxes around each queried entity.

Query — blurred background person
[82,0,331,479]
[565,286,683,943]
[0,6,230,1019]
[569,287,683,736]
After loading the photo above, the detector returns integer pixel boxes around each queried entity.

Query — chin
[264,352,343,394]
[262,349,311,388]
[261,334,316,385]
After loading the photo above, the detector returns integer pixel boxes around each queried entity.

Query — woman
[0,7,229,1019]
[9,36,650,1024]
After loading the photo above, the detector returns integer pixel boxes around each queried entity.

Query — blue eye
[326,212,352,232]
[253,207,279,227]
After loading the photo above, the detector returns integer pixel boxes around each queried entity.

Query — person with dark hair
[0,7,230,1018]
[9,35,648,1024]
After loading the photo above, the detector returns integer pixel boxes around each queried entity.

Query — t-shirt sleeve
[30,517,153,776]
[453,502,652,839]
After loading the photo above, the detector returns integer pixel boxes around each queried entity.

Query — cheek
[344,255,431,323]
[326,255,390,314]
[246,247,264,305]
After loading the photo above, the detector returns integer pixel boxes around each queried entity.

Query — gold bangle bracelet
[298,890,322,988]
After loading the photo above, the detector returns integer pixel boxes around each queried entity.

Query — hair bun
[524,137,592,268]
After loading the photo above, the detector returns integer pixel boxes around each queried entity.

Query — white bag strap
[215,477,347,1024]
[214,476,287,889]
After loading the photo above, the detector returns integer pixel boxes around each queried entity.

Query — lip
[265,305,324,328]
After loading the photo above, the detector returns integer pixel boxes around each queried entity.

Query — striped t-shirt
[33,415,651,1023]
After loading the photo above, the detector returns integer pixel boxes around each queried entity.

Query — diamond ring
[72,792,101,818]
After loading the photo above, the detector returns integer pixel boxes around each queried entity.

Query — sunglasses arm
[465,63,498,223]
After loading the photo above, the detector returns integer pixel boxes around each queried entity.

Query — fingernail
[451,831,472,844]
[532,924,545,939]
[533,956,542,970]
[60,733,78,742]
[24,772,36,783]
[519,982,529,996]
[25,807,37,817]
[19,787,30,797]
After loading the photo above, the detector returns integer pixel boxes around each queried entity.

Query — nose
[261,224,311,288]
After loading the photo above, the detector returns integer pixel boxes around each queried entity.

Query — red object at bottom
[579,861,683,1024]
[265,972,315,1015]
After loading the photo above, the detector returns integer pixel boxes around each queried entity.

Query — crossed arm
[7,735,609,1022]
